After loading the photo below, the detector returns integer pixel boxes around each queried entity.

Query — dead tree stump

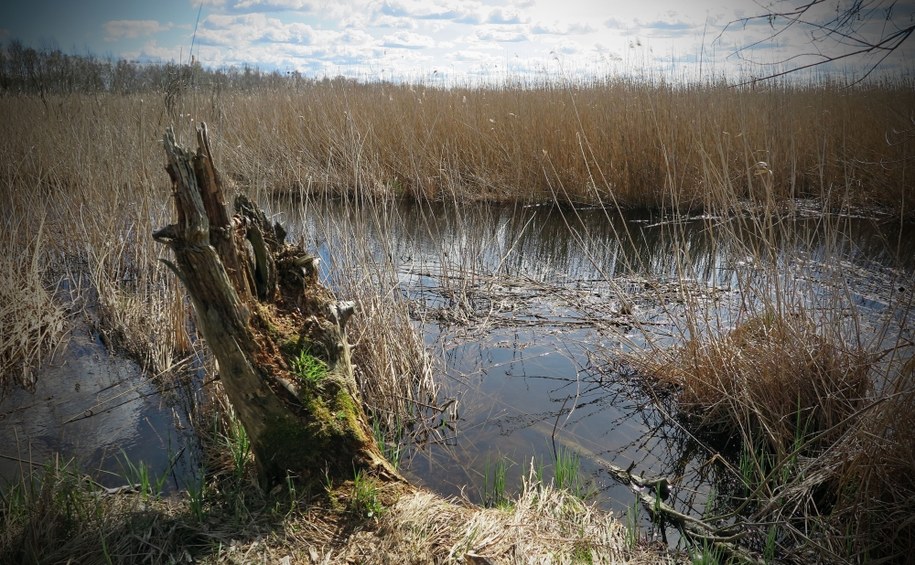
[153,124,397,486]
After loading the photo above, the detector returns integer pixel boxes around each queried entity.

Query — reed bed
[202,75,914,215]
[625,156,915,561]
[2,70,912,388]
[645,310,872,451]
[634,308,913,561]
[0,88,440,467]
[0,93,189,379]
[0,200,65,394]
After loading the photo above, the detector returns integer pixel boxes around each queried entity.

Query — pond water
[0,307,201,492]
[3,198,912,542]
[278,197,915,528]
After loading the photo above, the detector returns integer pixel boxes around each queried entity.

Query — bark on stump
[153,124,397,487]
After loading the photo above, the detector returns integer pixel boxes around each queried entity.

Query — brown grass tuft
[643,310,872,456]
[0,206,66,395]
[825,359,915,560]
[224,468,680,564]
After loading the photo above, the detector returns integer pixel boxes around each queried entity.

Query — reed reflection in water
[273,195,914,523]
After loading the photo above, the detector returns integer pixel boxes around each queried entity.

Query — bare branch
[720,0,914,83]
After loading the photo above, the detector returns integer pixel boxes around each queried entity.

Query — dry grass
[0,94,190,378]
[2,70,911,391]
[207,76,914,215]
[629,309,914,560]
[0,457,197,565]
[337,470,676,565]
[185,466,680,564]
[641,310,872,455]
[816,358,915,560]
[626,217,913,561]
[0,197,66,395]
[2,68,913,563]
[0,441,680,564]
[0,91,439,428]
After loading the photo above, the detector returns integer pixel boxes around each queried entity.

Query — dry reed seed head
[753,161,772,176]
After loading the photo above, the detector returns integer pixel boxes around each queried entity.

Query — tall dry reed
[4,72,910,388]
[625,137,914,561]
[0,93,193,377]
[192,76,914,215]
[0,197,65,394]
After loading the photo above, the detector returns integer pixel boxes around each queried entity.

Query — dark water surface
[0,312,200,492]
[279,197,915,528]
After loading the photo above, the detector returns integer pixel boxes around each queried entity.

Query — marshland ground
[1,51,914,563]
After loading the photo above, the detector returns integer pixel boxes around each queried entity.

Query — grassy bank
[622,197,914,561]
[0,390,679,564]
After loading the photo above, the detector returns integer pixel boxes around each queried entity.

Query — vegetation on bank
[1,46,913,563]
[633,307,913,561]
[0,389,679,564]
[2,45,913,214]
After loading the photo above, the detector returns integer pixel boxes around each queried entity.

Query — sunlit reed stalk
[622,122,914,561]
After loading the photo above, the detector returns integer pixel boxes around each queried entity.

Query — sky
[1,0,914,83]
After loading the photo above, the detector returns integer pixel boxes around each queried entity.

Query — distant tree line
[0,40,322,97]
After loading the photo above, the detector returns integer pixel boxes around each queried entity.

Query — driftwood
[602,461,764,564]
[153,123,397,486]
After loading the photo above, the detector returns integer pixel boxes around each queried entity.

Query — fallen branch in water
[602,460,765,565]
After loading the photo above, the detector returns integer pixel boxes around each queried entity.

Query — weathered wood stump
[153,123,397,486]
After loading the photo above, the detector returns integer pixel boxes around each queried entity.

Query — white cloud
[485,7,524,25]
[124,40,186,64]
[232,0,314,10]
[104,20,172,42]
[373,14,418,29]
[475,26,528,42]
[197,13,316,45]
[99,0,914,82]
[382,31,435,49]
[379,0,481,22]
[531,21,595,35]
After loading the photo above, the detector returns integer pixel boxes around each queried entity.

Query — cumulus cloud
[104,20,172,41]
[231,0,314,11]
[382,30,435,49]
[531,21,595,35]
[196,13,316,45]
[602,12,698,39]
[638,17,695,37]
[380,0,476,22]
[374,14,418,29]
[476,27,528,42]
[485,7,524,25]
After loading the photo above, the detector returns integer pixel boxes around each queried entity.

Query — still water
[279,197,914,523]
[0,308,200,492]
